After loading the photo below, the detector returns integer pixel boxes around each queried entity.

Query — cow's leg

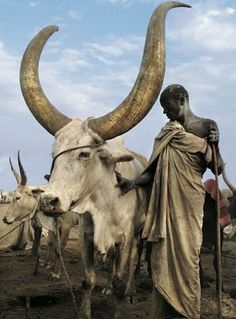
[102,248,118,296]
[49,231,61,280]
[113,225,134,318]
[114,224,134,281]
[134,232,143,278]
[78,213,95,319]
[31,224,42,257]
[124,236,138,303]
[32,225,42,275]
[51,220,72,279]
[44,231,56,272]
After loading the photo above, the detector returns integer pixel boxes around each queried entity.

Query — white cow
[19,2,191,318]
[3,152,79,278]
[0,190,33,252]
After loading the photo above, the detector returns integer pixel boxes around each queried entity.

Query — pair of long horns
[20,2,191,140]
[9,151,27,186]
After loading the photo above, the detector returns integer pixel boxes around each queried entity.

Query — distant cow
[0,191,33,252]
[2,152,79,279]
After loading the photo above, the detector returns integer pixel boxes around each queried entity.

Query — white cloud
[225,7,235,15]
[0,42,22,113]
[85,35,142,58]
[169,2,236,52]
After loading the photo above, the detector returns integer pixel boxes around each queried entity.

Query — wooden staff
[211,144,222,319]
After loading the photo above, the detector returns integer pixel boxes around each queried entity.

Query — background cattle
[0,190,33,252]
[2,152,79,279]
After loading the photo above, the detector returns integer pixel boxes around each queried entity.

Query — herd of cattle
[0,2,236,319]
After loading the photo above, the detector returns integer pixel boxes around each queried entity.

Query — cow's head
[3,152,44,224]
[39,135,135,213]
[19,2,190,214]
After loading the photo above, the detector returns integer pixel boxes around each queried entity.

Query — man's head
[160,84,189,122]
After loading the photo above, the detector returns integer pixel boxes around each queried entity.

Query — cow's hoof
[112,278,126,300]
[124,294,137,304]
[39,258,46,267]
[49,272,61,281]
[102,287,113,296]
[43,260,54,270]
[46,264,53,270]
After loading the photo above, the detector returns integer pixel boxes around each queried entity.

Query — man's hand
[115,173,136,195]
[208,124,219,145]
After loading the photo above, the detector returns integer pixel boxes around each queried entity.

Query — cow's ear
[32,188,45,196]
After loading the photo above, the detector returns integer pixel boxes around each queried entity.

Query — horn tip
[52,25,59,32]
[170,2,192,9]
[41,25,59,34]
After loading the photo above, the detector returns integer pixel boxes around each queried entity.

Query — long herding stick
[212,144,222,319]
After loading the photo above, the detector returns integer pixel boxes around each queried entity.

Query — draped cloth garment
[142,121,212,319]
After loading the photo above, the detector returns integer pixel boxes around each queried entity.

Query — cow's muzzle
[3,215,15,224]
[39,195,66,216]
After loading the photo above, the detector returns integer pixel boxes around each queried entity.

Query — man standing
[117,84,223,318]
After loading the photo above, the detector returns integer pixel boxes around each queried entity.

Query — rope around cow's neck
[0,221,25,241]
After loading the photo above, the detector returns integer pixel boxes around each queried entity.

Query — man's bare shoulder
[184,117,218,138]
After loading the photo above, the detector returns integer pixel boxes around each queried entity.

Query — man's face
[161,96,184,121]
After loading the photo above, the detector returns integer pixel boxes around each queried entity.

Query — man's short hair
[160,84,189,106]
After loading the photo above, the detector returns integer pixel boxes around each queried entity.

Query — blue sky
[0,0,235,190]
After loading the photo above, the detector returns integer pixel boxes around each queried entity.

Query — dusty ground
[0,227,236,319]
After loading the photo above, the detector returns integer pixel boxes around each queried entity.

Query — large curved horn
[17,151,27,186]
[222,163,236,193]
[20,2,190,138]
[20,25,72,136]
[88,2,191,140]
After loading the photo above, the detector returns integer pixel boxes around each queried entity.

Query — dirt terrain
[0,227,236,319]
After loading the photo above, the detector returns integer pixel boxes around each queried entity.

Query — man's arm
[116,170,153,195]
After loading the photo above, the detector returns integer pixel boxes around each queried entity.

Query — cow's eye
[78,151,90,159]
